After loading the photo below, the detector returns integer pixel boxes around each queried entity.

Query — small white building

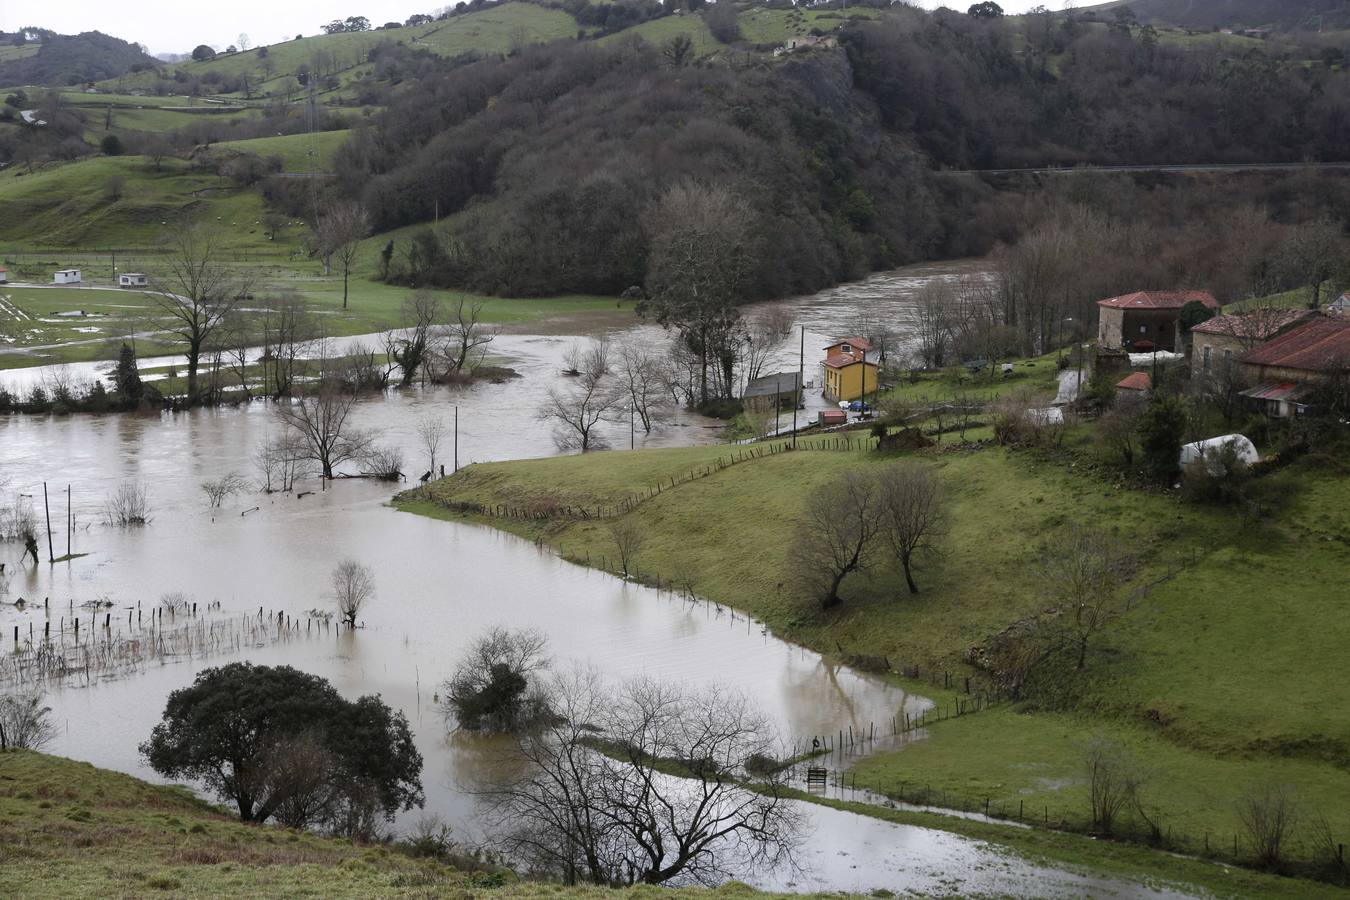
[53,269,82,284]
[118,272,148,288]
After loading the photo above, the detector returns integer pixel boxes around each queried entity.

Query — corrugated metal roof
[1239,382,1314,402]
[1242,316,1350,372]
[744,371,802,398]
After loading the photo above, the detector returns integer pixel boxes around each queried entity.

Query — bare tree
[539,364,620,452]
[433,296,496,377]
[151,223,253,404]
[254,432,310,493]
[260,292,318,398]
[877,462,947,595]
[360,445,404,481]
[0,689,56,751]
[103,482,152,526]
[417,417,448,478]
[331,558,375,628]
[915,281,954,368]
[615,340,668,433]
[390,291,440,386]
[1096,405,1142,466]
[478,669,801,886]
[276,385,373,478]
[608,518,645,579]
[641,181,756,406]
[442,627,551,733]
[792,472,883,609]
[314,200,370,310]
[201,472,249,508]
[1082,735,1145,836]
[1238,783,1300,868]
[1039,526,1128,670]
[1281,217,1345,310]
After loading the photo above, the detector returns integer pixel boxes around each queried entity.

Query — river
[0,262,1194,897]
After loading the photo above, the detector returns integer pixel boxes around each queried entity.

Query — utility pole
[793,325,804,448]
[630,404,635,450]
[42,482,53,563]
[453,406,459,473]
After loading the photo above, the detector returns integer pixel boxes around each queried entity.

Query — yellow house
[821,338,879,402]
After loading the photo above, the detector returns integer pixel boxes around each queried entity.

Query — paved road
[936,161,1350,177]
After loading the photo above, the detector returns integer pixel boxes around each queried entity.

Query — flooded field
[0,261,1194,895]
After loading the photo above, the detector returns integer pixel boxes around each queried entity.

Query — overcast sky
[0,1,1059,56]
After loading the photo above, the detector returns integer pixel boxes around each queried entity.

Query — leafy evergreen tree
[1138,392,1188,483]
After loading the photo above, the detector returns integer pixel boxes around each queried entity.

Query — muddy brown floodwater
[0,262,1196,896]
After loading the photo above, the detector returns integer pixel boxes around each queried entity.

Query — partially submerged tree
[389,291,439,386]
[150,223,253,405]
[538,358,620,452]
[140,663,423,831]
[433,296,495,376]
[416,416,448,478]
[201,472,248,508]
[442,627,551,733]
[876,462,947,594]
[615,339,668,434]
[275,384,372,478]
[641,181,755,406]
[792,471,883,609]
[331,558,375,628]
[478,669,801,886]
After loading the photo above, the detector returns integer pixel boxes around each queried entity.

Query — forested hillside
[0,30,157,86]
[333,42,941,299]
[326,4,1350,299]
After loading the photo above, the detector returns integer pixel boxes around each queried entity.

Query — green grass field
[214,130,351,172]
[404,417,1350,883]
[2,750,823,899]
[736,8,877,45]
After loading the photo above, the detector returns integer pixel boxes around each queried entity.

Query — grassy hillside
[404,419,1350,879]
[0,750,806,899]
[215,130,351,172]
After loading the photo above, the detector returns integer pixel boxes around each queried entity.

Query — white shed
[1179,434,1259,475]
[118,273,148,288]
[53,269,82,284]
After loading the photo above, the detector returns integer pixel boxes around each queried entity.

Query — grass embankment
[0,750,789,899]
[401,419,1350,883]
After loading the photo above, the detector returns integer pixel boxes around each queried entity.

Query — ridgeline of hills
[0,0,1347,306]
[1089,0,1350,31]
[0,29,157,87]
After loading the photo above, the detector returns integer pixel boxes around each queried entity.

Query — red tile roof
[823,337,872,351]
[1242,316,1350,373]
[1190,309,1313,339]
[823,352,874,369]
[1116,372,1152,391]
[1097,291,1219,310]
